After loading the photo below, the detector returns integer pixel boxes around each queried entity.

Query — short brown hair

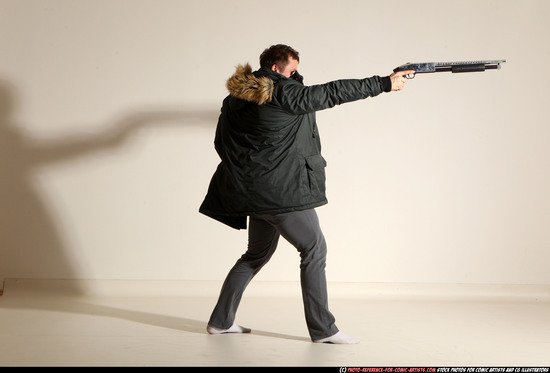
[259,44,300,70]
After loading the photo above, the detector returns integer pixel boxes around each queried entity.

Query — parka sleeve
[276,76,386,115]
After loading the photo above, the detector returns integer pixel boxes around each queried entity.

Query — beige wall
[1,0,548,286]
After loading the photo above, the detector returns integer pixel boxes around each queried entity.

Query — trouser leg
[266,209,339,341]
[208,209,338,340]
[208,216,280,329]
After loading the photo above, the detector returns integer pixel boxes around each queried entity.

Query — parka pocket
[304,154,327,196]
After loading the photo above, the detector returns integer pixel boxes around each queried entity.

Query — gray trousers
[208,209,339,341]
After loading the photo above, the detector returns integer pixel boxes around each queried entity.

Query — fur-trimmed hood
[225,64,274,105]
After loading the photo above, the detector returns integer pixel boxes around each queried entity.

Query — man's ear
[271,64,279,73]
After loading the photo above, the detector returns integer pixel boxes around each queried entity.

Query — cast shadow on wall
[0,78,219,294]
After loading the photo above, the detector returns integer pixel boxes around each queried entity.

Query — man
[199,44,412,344]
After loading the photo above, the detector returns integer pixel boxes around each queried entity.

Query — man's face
[273,57,299,78]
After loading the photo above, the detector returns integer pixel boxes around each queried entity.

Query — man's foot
[313,331,360,344]
[206,323,251,335]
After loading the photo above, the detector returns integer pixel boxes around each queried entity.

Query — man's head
[259,44,300,78]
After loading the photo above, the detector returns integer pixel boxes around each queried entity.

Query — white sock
[207,323,251,335]
[313,331,360,344]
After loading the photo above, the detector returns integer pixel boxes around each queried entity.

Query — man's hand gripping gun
[393,60,506,79]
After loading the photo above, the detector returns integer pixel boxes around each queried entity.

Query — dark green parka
[199,64,390,229]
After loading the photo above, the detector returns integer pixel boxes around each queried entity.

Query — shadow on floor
[0,293,311,342]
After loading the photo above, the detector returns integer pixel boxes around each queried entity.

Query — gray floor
[1,279,549,367]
